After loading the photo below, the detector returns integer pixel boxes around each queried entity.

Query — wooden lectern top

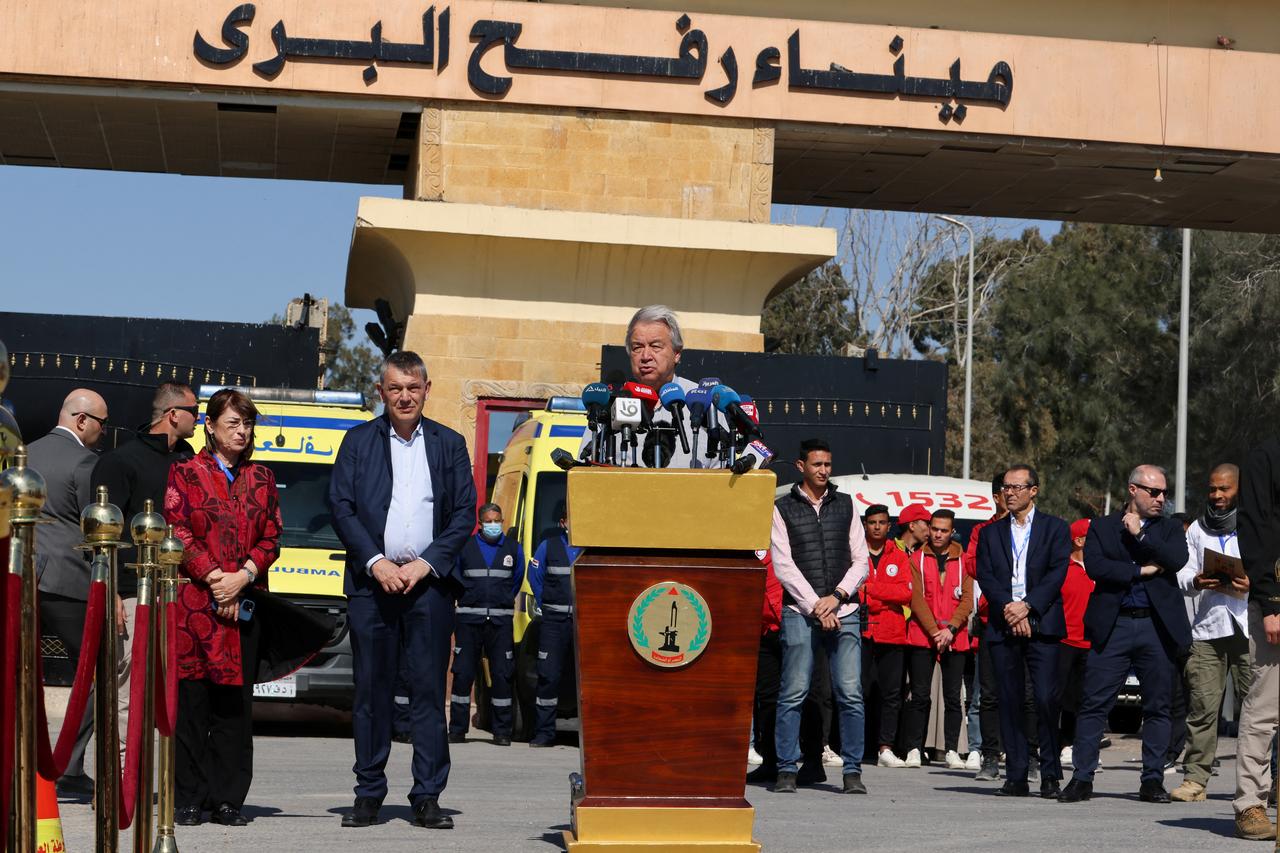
[566,468,776,551]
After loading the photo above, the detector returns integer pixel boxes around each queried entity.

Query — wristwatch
[242,566,258,583]
[833,588,850,604]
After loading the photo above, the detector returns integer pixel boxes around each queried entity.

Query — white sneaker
[965,751,981,771]
[904,748,922,768]
[822,746,842,767]
[1060,746,1073,768]
[945,750,966,770]
[878,749,907,768]
[747,747,764,765]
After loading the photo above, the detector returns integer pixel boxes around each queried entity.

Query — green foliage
[322,304,381,409]
[761,261,858,355]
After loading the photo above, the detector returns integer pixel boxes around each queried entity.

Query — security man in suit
[1060,464,1190,804]
[27,387,109,796]
[526,501,581,747]
[976,464,1072,799]
[329,351,477,830]
[448,502,525,746]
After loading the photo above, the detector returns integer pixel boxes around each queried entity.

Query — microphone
[657,382,692,455]
[582,382,610,417]
[697,377,722,390]
[622,381,659,411]
[611,393,644,465]
[683,387,709,461]
[730,455,756,475]
[642,427,677,469]
[738,393,759,425]
[551,448,584,471]
[712,385,763,441]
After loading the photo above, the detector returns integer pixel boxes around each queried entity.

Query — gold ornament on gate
[626,581,712,669]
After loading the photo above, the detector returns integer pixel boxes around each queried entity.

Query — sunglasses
[74,411,108,427]
[167,405,200,417]
[1132,484,1169,499]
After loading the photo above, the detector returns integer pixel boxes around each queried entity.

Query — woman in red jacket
[860,505,914,768]
[164,388,281,828]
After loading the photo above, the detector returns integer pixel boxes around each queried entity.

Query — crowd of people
[758,436,1278,840]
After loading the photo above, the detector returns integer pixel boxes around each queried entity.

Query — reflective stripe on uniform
[547,566,572,576]
[457,606,515,616]
[450,694,471,705]
[505,651,513,659]
[544,603,573,613]
[463,569,513,578]
[538,651,548,659]
[394,696,409,705]
[491,698,513,707]
[535,697,559,707]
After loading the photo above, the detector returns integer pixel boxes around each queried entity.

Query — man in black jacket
[91,382,196,764]
[1059,464,1190,804]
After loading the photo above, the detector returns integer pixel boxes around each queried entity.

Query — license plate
[253,674,297,699]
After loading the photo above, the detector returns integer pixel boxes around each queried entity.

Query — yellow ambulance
[192,385,373,707]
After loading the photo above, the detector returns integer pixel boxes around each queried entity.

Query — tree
[270,302,381,408]
[761,261,857,354]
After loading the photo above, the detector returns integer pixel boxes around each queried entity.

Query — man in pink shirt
[770,438,871,795]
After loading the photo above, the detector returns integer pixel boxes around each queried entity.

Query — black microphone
[551,448,584,471]
[657,382,691,455]
[642,427,677,469]
[730,455,756,475]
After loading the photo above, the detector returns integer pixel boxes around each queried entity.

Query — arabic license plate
[253,674,297,699]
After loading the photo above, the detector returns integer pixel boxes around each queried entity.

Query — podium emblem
[627,581,712,668]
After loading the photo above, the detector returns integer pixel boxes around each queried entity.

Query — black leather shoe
[842,773,867,794]
[1139,781,1171,803]
[56,773,94,798]
[771,771,798,793]
[493,734,512,746]
[412,797,454,829]
[745,765,776,784]
[391,731,412,744]
[175,806,202,826]
[995,780,1030,797]
[448,732,466,744]
[210,804,248,826]
[1041,779,1062,799]
[529,739,555,748]
[341,797,381,828]
[1058,779,1093,803]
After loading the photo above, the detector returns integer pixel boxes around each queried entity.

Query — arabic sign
[194,2,1011,123]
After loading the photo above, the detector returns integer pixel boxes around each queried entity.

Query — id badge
[1012,581,1026,601]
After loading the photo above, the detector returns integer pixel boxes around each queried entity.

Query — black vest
[540,534,574,616]
[456,534,520,619]
[775,484,854,605]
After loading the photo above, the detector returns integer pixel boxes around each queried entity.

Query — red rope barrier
[1,570,20,847]
[117,601,152,829]
[34,580,107,781]
[154,601,179,737]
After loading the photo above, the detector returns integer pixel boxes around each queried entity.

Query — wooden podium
[563,468,776,853]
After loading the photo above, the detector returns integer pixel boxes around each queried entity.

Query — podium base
[565,806,761,852]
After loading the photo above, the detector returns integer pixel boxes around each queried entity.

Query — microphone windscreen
[711,385,741,411]
[658,382,686,407]
[642,428,678,469]
[582,382,610,406]
[697,377,722,389]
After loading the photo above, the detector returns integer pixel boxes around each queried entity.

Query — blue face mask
[481,522,503,540]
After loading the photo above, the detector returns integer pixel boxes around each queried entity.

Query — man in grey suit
[27,388,109,796]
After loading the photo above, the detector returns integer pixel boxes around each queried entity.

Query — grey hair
[380,351,429,383]
[626,305,684,351]
[1128,464,1168,486]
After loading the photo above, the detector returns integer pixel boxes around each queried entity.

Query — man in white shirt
[1171,463,1252,802]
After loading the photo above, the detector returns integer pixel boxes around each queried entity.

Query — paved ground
[47,698,1271,852]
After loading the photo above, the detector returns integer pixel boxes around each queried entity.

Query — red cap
[1070,518,1091,540]
[898,504,931,525]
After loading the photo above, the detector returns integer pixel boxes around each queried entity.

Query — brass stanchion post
[81,485,127,853]
[128,500,166,853]
[152,526,185,853]
[2,447,46,853]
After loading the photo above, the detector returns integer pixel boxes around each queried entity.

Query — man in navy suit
[329,351,477,830]
[1059,464,1190,804]
[977,464,1072,799]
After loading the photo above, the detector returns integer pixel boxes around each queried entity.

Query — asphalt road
[49,703,1271,853]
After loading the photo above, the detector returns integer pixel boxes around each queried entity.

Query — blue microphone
[657,382,691,455]
[697,377,722,390]
[712,385,762,441]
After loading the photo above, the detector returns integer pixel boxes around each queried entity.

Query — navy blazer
[1082,511,1190,651]
[328,412,478,597]
[976,510,1071,640]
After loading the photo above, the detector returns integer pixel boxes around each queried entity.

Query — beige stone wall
[410,103,774,223]
[406,312,763,437]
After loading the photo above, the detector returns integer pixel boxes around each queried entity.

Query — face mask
[481,522,503,540]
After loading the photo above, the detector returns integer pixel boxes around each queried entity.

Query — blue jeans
[967,652,983,753]
[775,609,865,775]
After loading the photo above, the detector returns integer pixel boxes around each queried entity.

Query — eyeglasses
[74,411,108,427]
[1000,483,1035,493]
[1131,484,1169,499]
[167,405,200,418]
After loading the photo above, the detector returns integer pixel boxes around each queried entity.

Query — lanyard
[1011,519,1033,567]
[1218,531,1237,553]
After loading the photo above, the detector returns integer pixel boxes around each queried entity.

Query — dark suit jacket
[26,429,97,599]
[1082,511,1190,651]
[328,413,477,597]
[976,510,1071,640]
[1241,438,1280,616]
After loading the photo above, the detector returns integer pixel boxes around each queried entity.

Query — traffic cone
[36,772,66,853]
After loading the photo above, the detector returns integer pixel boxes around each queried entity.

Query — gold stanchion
[81,485,128,853]
[152,525,185,853]
[128,500,166,853]
[2,446,47,853]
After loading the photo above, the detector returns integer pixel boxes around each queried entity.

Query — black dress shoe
[175,806,203,826]
[745,765,776,784]
[529,739,555,748]
[210,804,248,826]
[448,732,466,744]
[412,797,454,829]
[771,771,798,793]
[842,773,867,794]
[56,773,95,798]
[493,734,512,746]
[1139,781,1171,803]
[995,780,1030,797]
[341,797,381,828]
[391,731,413,744]
[1058,779,1093,803]
[1040,779,1062,799]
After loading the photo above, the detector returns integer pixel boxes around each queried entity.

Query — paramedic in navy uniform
[329,351,477,830]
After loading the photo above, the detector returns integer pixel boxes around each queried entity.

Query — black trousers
[903,647,966,754]
[1057,643,1089,744]
[872,643,906,750]
[977,634,1001,759]
[175,617,259,811]
[449,617,515,738]
[534,617,574,744]
[39,593,93,779]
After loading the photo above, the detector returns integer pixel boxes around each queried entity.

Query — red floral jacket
[164,449,281,685]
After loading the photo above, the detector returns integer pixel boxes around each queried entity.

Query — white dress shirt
[1176,519,1246,641]
[366,422,435,570]
[1010,506,1035,602]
